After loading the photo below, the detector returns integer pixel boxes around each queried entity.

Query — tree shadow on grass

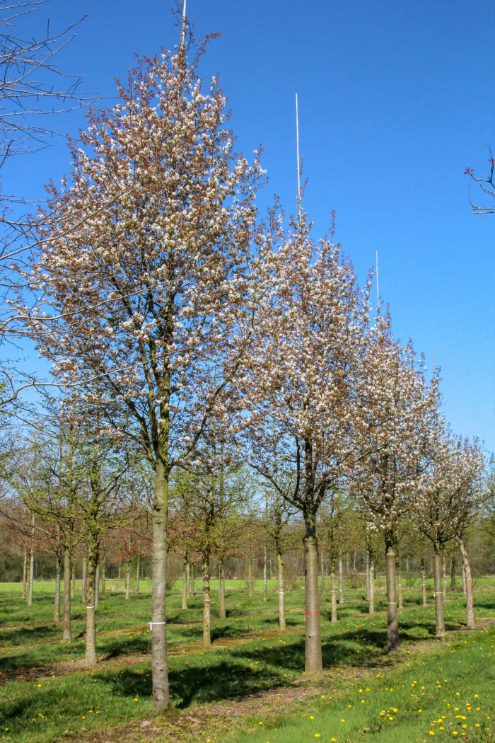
[95,657,292,709]
[100,634,150,660]
[0,624,58,646]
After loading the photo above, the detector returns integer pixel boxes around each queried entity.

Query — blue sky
[6,0,495,451]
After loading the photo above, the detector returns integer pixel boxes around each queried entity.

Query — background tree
[243,209,369,674]
[354,314,438,650]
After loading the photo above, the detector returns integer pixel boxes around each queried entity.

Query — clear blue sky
[7,0,495,451]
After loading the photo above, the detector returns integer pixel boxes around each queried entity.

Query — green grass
[0,577,494,742]
[236,628,495,742]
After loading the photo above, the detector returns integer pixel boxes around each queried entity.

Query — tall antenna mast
[375,249,380,312]
[295,93,302,222]
[179,0,187,54]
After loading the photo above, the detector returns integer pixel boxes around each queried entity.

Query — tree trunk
[62,547,72,642]
[461,561,466,596]
[95,563,100,610]
[54,553,61,622]
[330,563,338,623]
[71,558,76,599]
[218,558,226,620]
[365,550,370,601]
[385,540,399,651]
[421,559,428,606]
[189,563,195,596]
[135,554,140,594]
[397,560,404,610]
[27,518,35,606]
[125,560,131,600]
[22,547,27,599]
[150,458,170,712]
[247,557,254,598]
[458,538,475,629]
[320,549,325,595]
[100,556,106,595]
[338,554,344,605]
[442,555,447,599]
[202,552,211,648]
[450,554,457,591]
[181,557,189,610]
[185,561,190,599]
[277,549,286,631]
[303,514,322,675]
[85,538,98,666]
[433,547,445,638]
[263,545,268,602]
[81,555,87,603]
[368,555,375,615]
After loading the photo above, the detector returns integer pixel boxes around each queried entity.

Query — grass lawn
[0,576,494,742]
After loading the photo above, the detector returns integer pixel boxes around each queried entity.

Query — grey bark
[135,553,140,594]
[81,555,87,603]
[277,550,286,631]
[330,566,338,623]
[54,553,61,622]
[303,515,323,674]
[95,563,100,610]
[85,539,98,666]
[433,548,445,638]
[247,557,254,598]
[22,547,27,599]
[218,559,226,620]
[263,545,268,602]
[338,555,344,604]
[62,547,72,642]
[202,553,211,647]
[368,556,375,615]
[385,542,399,651]
[150,459,169,711]
[27,514,35,606]
[397,561,404,610]
[100,556,106,595]
[420,558,427,606]
[181,558,189,610]
[125,560,131,600]
[458,538,475,629]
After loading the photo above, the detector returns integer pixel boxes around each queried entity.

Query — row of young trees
[1,18,491,713]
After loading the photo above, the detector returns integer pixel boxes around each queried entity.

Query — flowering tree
[416,431,485,630]
[354,314,438,650]
[23,43,261,709]
[243,211,369,674]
